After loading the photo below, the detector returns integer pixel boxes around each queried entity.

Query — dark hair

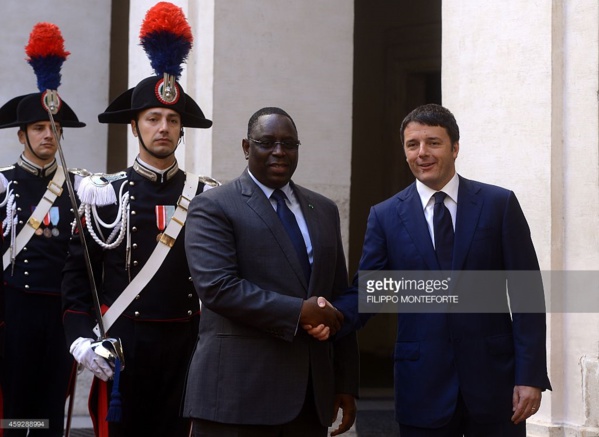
[247,107,297,138]
[399,104,460,146]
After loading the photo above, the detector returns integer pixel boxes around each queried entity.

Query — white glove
[70,337,114,381]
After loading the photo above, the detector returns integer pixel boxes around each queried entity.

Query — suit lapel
[240,172,309,291]
[397,184,439,270]
[453,176,483,271]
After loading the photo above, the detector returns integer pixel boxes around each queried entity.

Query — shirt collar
[133,156,179,183]
[415,172,460,209]
[247,170,294,200]
[17,154,57,178]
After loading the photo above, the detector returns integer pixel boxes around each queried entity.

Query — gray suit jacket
[183,169,359,426]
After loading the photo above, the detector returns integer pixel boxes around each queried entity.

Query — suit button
[134,311,140,317]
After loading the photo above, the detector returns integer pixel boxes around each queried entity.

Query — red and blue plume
[139,2,193,80]
[25,22,70,92]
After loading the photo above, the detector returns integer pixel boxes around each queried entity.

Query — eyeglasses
[248,137,301,151]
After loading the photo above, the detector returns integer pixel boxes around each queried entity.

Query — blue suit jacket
[338,176,551,427]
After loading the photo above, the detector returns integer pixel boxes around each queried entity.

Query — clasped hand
[300,296,343,341]
[70,337,115,381]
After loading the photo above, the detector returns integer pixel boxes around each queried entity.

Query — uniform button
[188,276,193,282]
[25,284,29,289]
[134,311,140,317]
[135,294,140,300]
[13,181,18,185]
[24,271,29,276]
[23,247,27,251]
[132,227,137,232]
[188,294,193,298]
[130,195,135,201]
[188,310,193,316]
[132,243,138,249]
[19,220,23,224]
[131,210,136,215]
[24,259,29,264]
[15,194,20,198]
[17,207,22,212]
[129,181,135,186]
[133,261,139,267]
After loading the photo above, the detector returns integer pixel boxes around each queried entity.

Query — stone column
[443,0,599,434]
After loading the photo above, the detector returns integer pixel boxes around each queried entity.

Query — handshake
[300,296,344,341]
[70,337,125,381]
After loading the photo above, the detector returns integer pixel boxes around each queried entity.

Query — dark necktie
[433,191,454,270]
[271,189,311,281]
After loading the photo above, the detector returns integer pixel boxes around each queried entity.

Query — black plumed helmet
[0,22,85,130]
[98,2,212,129]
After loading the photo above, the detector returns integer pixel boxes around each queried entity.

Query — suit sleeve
[502,191,551,390]
[335,205,389,335]
[184,193,304,342]
[326,201,360,396]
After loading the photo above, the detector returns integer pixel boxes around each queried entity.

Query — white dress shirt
[248,171,313,264]
[416,173,459,249]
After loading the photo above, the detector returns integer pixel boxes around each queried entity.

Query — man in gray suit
[184,107,359,436]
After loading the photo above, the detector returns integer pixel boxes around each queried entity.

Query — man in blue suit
[344,104,551,436]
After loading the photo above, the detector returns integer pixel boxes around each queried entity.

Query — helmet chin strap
[24,130,47,162]
[135,123,179,159]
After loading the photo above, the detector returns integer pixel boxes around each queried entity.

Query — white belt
[2,166,65,270]
[93,172,199,337]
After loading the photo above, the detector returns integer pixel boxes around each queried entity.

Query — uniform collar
[17,154,57,178]
[132,156,179,183]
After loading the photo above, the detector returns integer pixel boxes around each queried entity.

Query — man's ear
[17,129,26,145]
[452,141,459,158]
[130,120,138,137]
[242,139,250,159]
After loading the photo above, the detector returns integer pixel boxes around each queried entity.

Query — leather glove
[70,337,114,381]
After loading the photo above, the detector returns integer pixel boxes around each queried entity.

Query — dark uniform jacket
[1,156,78,294]
[0,155,79,435]
[62,158,214,345]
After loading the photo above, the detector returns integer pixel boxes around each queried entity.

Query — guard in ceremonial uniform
[61,3,216,437]
[0,23,86,437]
